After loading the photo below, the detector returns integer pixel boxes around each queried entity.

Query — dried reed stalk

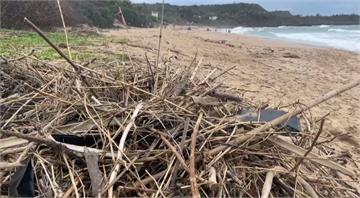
[0,19,358,198]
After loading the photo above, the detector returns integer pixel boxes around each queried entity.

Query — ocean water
[227,25,360,53]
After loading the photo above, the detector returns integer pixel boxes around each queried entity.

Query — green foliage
[123,7,157,27]
[71,0,157,28]
[1,0,359,29]
[133,3,359,27]
[75,1,119,28]
[0,1,85,29]
[0,30,128,62]
[0,31,97,60]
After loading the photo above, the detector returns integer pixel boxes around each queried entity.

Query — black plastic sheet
[239,108,301,132]
[9,158,34,197]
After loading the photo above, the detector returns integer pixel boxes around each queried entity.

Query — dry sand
[103,26,360,158]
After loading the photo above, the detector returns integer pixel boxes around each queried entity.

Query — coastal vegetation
[1,0,359,29]
[0,30,127,61]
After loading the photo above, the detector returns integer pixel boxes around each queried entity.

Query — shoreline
[106,27,360,148]
[216,25,360,55]
[197,26,358,53]
[179,25,360,54]
[233,32,360,55]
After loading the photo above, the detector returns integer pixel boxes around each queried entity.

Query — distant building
[209,16,218,20]
[151,11,159,19]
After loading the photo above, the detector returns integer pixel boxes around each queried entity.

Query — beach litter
[238,108,301,132]
[0,18,359,197]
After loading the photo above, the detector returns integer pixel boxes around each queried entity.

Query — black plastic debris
[239,108,301,132]
[7,134,103,197]
[52,134,101,147]
[9,158,35,197]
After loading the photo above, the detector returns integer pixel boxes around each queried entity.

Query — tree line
[1,0,359,29]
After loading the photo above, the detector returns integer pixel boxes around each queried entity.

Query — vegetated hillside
[1,0,359,29]
[0,0,156,29]
[70,0,157,28]
[0,0,86,29]
[137,3,360,27]
[131,3,269,26]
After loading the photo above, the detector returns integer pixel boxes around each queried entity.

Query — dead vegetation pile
[0,19,359,197]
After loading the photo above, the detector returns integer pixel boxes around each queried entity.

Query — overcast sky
[131,0,360,15]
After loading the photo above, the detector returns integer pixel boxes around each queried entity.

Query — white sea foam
[328,28,360,34]
[231,26,255,34]
[272,32,360,52]
[230,25,360,53]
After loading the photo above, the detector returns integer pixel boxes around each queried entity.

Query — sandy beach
[1,24,359,196]
[2,0,360,195]
[104,26,360,152]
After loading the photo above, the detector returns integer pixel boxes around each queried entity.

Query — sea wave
[231,27,255,34]
[230,25,360,53]
[231,27,267,34]
[271,32,360,52]
[328,28,360,34]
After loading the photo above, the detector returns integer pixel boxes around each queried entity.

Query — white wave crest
[231,27,254,34]
[272,32,360,53]
[328,28,360,34]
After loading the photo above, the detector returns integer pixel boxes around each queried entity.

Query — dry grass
[0,21,359,197]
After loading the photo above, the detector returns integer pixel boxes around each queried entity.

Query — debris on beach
[283,52,300,59]
[0,19,359,197]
